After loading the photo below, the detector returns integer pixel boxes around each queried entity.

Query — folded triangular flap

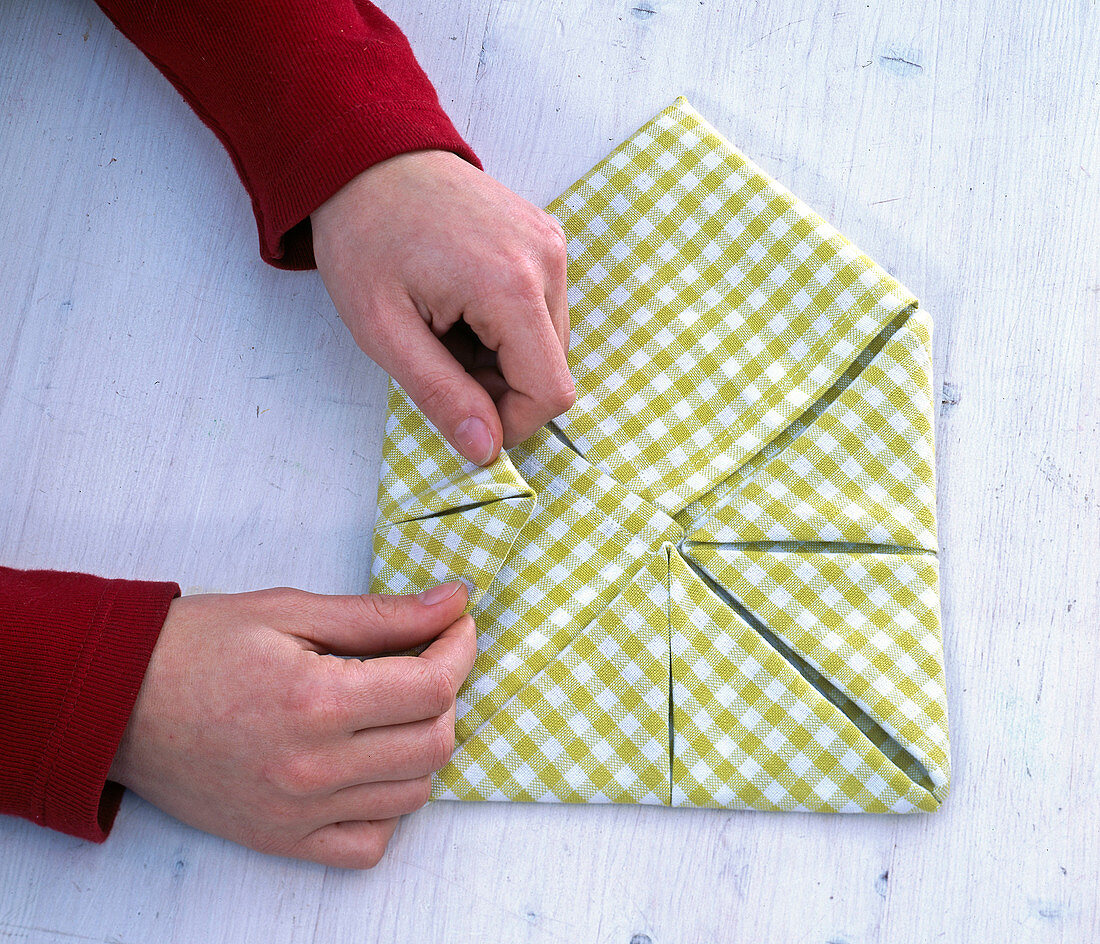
[549,97,918,518]
[372,381,538,606]
[438,550,670,805]
[669,551,939,812]
[680,308,937,550]
[377,381,535,524]
[373,499,535,609]
[681,544,949,802]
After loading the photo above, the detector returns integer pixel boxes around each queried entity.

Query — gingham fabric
[371,98,949,813]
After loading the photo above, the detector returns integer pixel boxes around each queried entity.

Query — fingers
[542,213,572,353]
[278,656,464,795]
[324,776,434,823]
[288,581,468,656]
[124,581,473,873]
[294,818,400,870]
[319,701,457,785]
[369,306,505,466]
[416,611,479,697]
[466,291,576,448]
[351,230,574,458]
[307,615,477,731]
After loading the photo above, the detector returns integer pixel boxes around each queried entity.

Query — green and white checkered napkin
[372,98,950,813]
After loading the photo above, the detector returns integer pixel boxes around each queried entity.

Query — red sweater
[0,0,479,841]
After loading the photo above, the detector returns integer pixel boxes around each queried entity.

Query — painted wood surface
[1,0,1097,941]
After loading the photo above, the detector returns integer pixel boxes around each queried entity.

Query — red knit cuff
[259,101,482,270]
[0,568,179,842]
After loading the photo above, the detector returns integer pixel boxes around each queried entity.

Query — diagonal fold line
[544,419,589,461]
[381,494,534,528]
[677,552,936,793]
[684,304,918,516]
[541,420,684,540]
[453,547,667,749]
[543,419,648,505]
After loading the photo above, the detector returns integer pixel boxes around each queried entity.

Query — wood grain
[2,0,1097,941]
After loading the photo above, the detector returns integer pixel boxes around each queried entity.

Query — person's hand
[312,149,576,466]
[108,581,475,869]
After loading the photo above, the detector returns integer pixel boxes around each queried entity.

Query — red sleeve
[94,0,482,269]
[0,567,179,842]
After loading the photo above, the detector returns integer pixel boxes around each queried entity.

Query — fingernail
[418,580,463,606]
[455,416,495,466]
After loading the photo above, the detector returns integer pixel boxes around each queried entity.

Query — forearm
[94,0,480,268]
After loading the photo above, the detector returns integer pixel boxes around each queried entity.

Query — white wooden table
[2,1,1098,941]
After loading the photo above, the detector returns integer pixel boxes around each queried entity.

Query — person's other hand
[312,149,575,466]
[108,581,475,869]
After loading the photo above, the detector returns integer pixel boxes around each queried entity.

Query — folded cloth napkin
[372,97,950,813]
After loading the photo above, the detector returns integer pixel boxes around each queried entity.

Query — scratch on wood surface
[940,381,960,415]
[881,55,923,70]
[879,52,925,77]
[465,0,498,133]
[0,924,124,944]
[874,869,890,898]
[742,18,810,51]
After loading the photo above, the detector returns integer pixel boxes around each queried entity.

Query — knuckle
[544,375,577,415]
[290,677,343,729]
[539,217,568,262]
[415,369,459,416]
[261,586,308,614]
[421,662,455,717]
[454,614,478,662]
[277,752,328,797]
[554,384,578,414]
[260,756,302,798]
[354,592,398,625]
[488,257,543,302]
[261,585,298,602]
[425,715,456,771]
[544,212,567,243]
[258,756,288,793]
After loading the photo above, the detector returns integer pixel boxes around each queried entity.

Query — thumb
[289,581,469,657]
[370,308,504,466]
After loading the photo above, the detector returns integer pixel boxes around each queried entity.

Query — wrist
[312,149,462,229]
